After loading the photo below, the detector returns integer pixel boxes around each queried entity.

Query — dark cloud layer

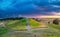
[0,0,60,18]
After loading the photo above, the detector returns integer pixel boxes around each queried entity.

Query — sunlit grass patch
[29,19,41,28]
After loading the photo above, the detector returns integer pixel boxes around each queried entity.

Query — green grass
[3,18,41,30]
[1,18,60,37]
[42,29,60,37]
[48,23,60,31]
[5,19,26,30]
[2,28,60,37]
[42,33,60,37]
[29,19,40,28]
[0,27,9,35]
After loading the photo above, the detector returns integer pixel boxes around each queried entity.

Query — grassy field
[0,18,60,37]
[48,23,60,31]
[2,28,60,37]
[0,27,9,35]
[1,18,40,30]
[5,19,26,30]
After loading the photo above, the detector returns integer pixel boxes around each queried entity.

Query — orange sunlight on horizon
[37,15,60,18]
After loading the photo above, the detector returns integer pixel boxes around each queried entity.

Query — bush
[53,19,59,25]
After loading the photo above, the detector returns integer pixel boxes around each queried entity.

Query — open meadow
[0,18,60,37]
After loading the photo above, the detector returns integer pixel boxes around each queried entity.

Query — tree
[53,19,59,25]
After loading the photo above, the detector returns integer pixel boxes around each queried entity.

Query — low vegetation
[49,24,60,31]
[0,27,9,35]
[0,18,40,31]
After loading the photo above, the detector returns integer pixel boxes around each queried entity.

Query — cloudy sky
[0,0,60,18]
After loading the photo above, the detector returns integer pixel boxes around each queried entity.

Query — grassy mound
[6,19,26,30]
[2,18,41,30]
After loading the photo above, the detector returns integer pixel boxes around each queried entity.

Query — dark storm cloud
[0,0,60,18]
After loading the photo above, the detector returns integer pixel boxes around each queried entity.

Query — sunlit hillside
[0,17,60,37]
[0,18,41,31]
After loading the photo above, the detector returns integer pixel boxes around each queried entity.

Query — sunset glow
[39,15,60,18]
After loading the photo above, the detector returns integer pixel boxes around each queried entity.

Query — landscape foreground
[0,17,60,37]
